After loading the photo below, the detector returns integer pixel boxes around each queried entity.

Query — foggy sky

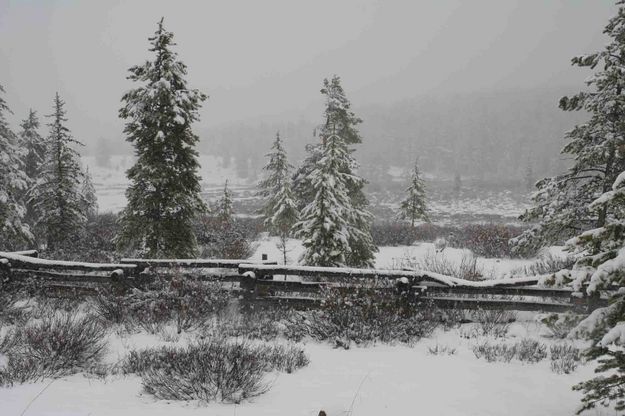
[0,0,617,147]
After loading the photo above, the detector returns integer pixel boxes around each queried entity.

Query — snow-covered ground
[1,323,596,416]
[250,236,557,278]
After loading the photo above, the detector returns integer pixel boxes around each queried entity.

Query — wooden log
[237,264,540,288]
[120,258,277,269]
[0,251,137,272]
[10,269,115,284]
[8,250,38,257]
[424,296,578,313]
[421,285,576,299]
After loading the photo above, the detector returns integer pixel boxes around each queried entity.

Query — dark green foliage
[116,18,207,258]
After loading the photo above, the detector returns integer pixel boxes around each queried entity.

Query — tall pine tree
[0,85,32,249]
[512,3,625,256]
[294,132,353,267]
[18,109,46,230]
[294,76,377,267]
[258,132,298,264]
[31,93,86,250]
[521,3,625,412]
[397,159,429,227]
[116,18,207,258]
[80,166,98,221]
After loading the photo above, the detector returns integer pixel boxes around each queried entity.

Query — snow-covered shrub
[550,344,582,374]
[125,339,308,403]
[0,311,106,385]
[539,312,584,339]
[289,280,437,347]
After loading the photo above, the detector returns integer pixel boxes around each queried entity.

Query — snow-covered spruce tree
[397,158,429,227]
[258,132,298,264]
[0,85,32,249]
[80,166,98,221]
[567,168,625,414]
[524,4,625,412]
[511,4,625,257]
[294,75,377,267]
[294,132,353,267]
[31,93,86,250]
[116,18,207,258]
[18,109,46,229]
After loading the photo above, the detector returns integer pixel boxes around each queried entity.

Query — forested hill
[196,86,586,188]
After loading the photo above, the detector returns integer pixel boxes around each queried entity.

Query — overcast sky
[0,0,617,144]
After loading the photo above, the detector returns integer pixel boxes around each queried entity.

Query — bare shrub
[451,224,523,258]
[472,338,547,364]
[550,344,582,374]
[0,311,106,385]
[203,308,282,341]
[512,251,576,277]
[515,338,547,363]
[97,273,231,334]
[472,307,517,337]
[125,339,308,403]
[394,251,490,281]
[427,343,457,356]
[472,342,516,363]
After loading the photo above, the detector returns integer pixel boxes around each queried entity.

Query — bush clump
[286,280,437,347]
[124,339,308,403]
[0,311,106,385]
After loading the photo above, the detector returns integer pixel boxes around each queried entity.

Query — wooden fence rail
[0,250,608,313]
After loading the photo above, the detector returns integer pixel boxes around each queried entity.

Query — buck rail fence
[0,250,609,313]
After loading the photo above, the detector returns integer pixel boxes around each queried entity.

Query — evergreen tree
[19,109,46,183]
[81,166,98,220]
[294,132,353,267]
[523,4,625,412]
[512,3,625,256]
[18,109,46,230]
[116,18,207,258]
[397,158,429,227]
[31,93,86,250]
[0,85,32,249]
[258,132,298,264]
[217,180,234,225]
[294,75,377,267]
[569,168,625,414]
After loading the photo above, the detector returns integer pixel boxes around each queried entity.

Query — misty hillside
[197,86,586,189]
